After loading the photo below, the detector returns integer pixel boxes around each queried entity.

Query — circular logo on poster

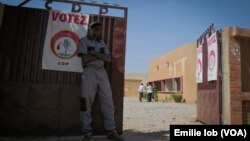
[51,31,80,59]
[208,50,216,71]
[197,59,202,76]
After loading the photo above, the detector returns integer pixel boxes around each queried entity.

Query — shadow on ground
[123,129,169,141]
[0,130,170,141]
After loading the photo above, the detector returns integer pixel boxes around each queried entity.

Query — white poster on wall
[207,32,218,81]
[196,45,203,83]
[42,10,89,72]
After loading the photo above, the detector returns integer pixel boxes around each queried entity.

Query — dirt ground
[122,97,202,141]
[0,97,202,141]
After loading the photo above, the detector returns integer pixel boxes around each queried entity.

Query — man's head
[88,21,102,40]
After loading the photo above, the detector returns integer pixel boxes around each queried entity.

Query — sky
[1,0,250,74]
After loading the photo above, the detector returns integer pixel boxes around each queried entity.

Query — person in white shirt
[146,83,153,102]
[137,83,144,102]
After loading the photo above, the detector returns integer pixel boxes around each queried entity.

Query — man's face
[89,25,101,39]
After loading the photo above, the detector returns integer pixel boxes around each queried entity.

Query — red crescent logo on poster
[50,30,80,59]
[208,50,216,71]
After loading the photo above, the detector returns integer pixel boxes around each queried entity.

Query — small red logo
[208,50,216,71]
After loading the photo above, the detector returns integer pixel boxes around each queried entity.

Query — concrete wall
[221,28,231,124]
[222,27,250,124]
[147,42,197,103]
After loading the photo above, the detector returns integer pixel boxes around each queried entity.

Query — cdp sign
[42,10,89,72]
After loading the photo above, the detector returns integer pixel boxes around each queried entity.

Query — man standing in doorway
[77,21,124,141]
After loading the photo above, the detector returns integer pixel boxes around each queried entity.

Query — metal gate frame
[0,0,127,136]
[196,24,222,124]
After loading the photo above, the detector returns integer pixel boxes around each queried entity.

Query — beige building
[147,42,197,103]
[124,73,147,97]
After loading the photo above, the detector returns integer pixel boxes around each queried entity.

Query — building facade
[147,27,250,125]
[147,42,197,103]
[124,73,147,97]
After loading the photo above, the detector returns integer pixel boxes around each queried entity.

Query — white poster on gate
[207,32,218,81]
[196,45,203,83]
[42,10,89,72]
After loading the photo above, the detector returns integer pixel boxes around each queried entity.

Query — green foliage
[153,86,158,101]
[171,92,183,103]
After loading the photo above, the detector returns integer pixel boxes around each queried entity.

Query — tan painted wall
[124,73,147,97]
[124,79,142,97]
[147,42,197,103]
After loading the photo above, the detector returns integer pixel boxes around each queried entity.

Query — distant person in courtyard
[146,83,153,102]
[77,21,124,141]
[137,83,144,102]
